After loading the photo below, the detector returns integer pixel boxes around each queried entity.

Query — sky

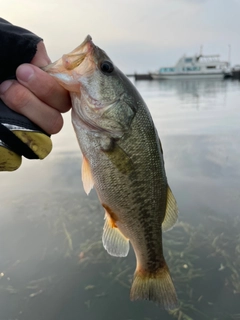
[2,0,240,74]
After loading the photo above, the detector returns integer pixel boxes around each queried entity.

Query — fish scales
[44,35,178,309]
[92,103,166,269]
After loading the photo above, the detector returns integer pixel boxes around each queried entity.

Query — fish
[44,35,179,309]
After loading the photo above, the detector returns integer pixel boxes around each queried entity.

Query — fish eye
[100,61,114,74]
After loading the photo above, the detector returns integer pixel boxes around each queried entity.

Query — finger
[16,64,72,113]
[0,80,63,135]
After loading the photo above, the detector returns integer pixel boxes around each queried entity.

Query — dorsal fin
[81,156,94,195]
[162,186,178,232]
[102,206,129,257]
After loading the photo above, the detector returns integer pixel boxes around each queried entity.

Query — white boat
[151,54,230,80]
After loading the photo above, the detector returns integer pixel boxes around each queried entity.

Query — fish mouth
[61,35,93,70]
[43,35,94,74]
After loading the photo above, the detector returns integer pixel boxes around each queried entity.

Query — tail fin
[130,262,178,310]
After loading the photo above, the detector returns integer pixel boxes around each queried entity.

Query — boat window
[160,68,175,72]
[183,67,201,72]
[185,58,192,63]
[206,66,216,69]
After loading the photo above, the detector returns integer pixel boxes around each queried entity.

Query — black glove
[0,18,52,171]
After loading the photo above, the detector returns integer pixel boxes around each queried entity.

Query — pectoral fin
[102,206,129,257]
[82,156,94,195]
[162,186,178,232]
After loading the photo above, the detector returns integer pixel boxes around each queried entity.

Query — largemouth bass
[44,36,178,309]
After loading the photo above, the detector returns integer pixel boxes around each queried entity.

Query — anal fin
[162,186,178,232]
[82,156,94,195]
[102,208,129,257]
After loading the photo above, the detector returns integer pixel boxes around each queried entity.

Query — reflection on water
[0,79,240,320]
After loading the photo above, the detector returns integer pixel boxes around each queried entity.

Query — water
[0,78,240,320]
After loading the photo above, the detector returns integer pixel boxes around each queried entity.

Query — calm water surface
[0,79,240,320]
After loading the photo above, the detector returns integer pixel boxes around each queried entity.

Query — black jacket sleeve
[0,18,42,83]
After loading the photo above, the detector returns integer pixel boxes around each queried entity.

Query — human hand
[0,41,72,171]
[0,41,71,135]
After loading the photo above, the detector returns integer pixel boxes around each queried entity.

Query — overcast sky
[2,0,240,73]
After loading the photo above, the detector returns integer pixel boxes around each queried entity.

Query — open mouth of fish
[60,35,93,71]
[43,35,97,81]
